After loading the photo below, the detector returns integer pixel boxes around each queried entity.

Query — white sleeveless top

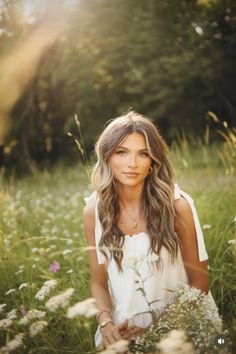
[84,184,216,348]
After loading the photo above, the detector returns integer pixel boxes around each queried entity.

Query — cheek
[108,156,123,173]
[142,159,152,173]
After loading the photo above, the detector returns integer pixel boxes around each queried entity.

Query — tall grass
[0,132,235,353]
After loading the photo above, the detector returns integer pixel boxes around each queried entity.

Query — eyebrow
[116,146,149,152]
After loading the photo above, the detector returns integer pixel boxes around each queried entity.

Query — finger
[118,319,129,330]
[122,328,143,340]
[119,326,135,336]
[111,328,123,342]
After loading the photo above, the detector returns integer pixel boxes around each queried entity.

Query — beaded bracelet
[96,307,112,322]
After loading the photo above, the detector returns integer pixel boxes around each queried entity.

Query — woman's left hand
[119,324,145,340]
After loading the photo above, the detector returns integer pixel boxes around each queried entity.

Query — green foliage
[0,142,235,353]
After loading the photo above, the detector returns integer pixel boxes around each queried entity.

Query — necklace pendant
[133,222,137,228]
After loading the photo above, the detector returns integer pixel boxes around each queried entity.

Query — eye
[116,150,126,156]
[139,152,149,157]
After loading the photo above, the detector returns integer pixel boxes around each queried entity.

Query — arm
[174,197,209,294]
[83,202,112,314]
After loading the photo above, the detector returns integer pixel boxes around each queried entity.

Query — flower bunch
[129,284,230,354]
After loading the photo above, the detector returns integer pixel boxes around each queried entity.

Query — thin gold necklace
[120,208,139,229]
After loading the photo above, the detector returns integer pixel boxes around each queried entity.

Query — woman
[83,111,216,349]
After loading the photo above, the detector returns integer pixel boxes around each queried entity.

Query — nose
[128,154,137,169]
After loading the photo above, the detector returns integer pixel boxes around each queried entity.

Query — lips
[123,172,140,177]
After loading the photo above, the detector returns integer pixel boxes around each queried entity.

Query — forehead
[118,132,147,149]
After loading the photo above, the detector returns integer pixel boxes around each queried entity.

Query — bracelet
[96,307,112,322]
[99,318,114,329]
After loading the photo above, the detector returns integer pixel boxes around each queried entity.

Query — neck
[116,181,144,209]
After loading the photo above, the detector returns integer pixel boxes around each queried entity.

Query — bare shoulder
[174,196,192,218]
[174,196,193,232]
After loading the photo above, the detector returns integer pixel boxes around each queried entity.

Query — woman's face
[108,132,152,187]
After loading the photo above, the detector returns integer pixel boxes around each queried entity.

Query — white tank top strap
[84,191,106,264]
[174,184,208,262]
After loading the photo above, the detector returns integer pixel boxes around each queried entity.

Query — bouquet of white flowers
[129,284,231,354]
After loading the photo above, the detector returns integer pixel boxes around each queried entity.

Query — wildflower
[67,269,73,274]
[19,309,46,325]
[15,269,24,275]
[234,216,236,222]
[5,288,16,295]
[7,309,17,320]
[228,239,236,245]
[100,339,130,354]
[0,333,24,352]
[35,279,57,300]
[20,305,28,316]
[46,288,74,312]
[19,282,28,290]
[31,247,39,253]
[0,318,12,329]
[202,224,212,230]
[29,320,48,337]
[62,249,73,256]
[67,297,97,318]
[178,286,201,303]
[109,339,130,353]
[49,260,60,273]
[0,304,6,313]
[157,329,194,354]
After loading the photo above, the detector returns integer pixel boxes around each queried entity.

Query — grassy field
[0,140,235,354]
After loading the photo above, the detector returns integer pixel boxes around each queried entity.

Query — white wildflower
[5,288,16,295]
[194,25,204,36]
[0,318,12,329]
[35,279,57,300]
[109,339,129,353]
[19,282,28,290]
[228,239,236,245]
[66,239,73,245]
[29,320,48,337]
[15,269,24,275]
[157,329,194,354]
[202,224,212,230]
[0,333,24,352]
[46,288,74,312]
[31,247,39,253]
[19,309,46,325]
[67,269,73,274]
[19,265,25,269]
[234,215,236,222]
[0,304,7,313]
[62,249,73,256]
[7,309,17,320]
[179,287,201,303]
[67,297,97,318]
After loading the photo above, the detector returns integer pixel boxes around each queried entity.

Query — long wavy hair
[91,111,180,271]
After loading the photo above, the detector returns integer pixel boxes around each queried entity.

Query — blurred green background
[0,0,235,174]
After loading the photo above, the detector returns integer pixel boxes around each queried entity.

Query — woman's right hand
[101,321,124,347]
[101,319,141,348]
